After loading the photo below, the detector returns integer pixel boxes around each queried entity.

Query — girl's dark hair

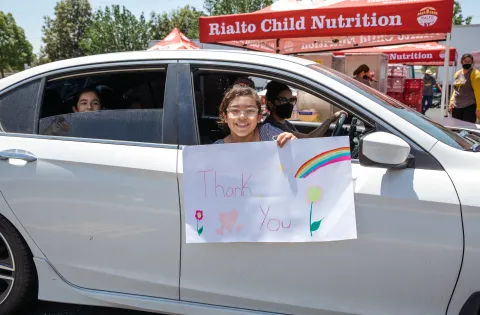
[461,53,474,63]
[265,81,290,111]
[218,85,261,133]
[75,87,102,105]
[353,64,370,76]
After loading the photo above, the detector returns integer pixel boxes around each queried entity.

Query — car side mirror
[359,132,414,169]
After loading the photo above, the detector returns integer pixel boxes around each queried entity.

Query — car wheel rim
[0,233,14,305]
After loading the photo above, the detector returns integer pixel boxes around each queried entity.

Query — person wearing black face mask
[263,81,346,138]
[353,64,372,87]
[449,53,480,123]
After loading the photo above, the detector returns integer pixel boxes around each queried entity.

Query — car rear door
[176,62,463,315]
[0,63,181,299]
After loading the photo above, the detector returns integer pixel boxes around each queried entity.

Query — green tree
[204,0,272,16]
[150,5,204,40]
[42,0,92,61]
[149,11,172,41]
[31,48,52,67]
[80,5,151,54]
[453,1,472,25]
[169,5,204,39]
[0,11,33,78]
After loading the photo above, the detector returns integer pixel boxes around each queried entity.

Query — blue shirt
[214,123,284,144]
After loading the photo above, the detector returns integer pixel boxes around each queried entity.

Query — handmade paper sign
[182,136,357,243]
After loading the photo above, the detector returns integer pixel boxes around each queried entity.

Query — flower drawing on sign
[195,210,204,236]
[307,186,323,236]
[295,147,351,236]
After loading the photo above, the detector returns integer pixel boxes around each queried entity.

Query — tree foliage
[453,1,472,25]
[80,5,151,54]
[0,11,33,77]
[42,0,92,61]
[38,0,208,60]
[148,11,172,42]
[150,5,204,41]
[204,0,272,16]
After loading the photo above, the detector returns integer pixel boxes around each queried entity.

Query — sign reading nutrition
[182,137,357,243]
[198,0,454,43]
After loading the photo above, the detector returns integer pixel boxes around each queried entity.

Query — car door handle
[0,150,37,162]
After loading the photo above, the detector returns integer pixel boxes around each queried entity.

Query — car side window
[0,79,42,134]
[191,68,375,158]
[38,69,167,144]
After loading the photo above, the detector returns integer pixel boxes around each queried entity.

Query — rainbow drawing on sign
[295,147,351,178]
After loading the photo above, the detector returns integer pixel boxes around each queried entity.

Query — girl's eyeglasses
[226,108,259,118]
[276,97,297,105]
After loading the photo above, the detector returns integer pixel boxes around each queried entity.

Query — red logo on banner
[417,7,438,27]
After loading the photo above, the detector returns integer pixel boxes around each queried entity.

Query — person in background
[215,85,295,147]
[422,69,442,115]
[353,64,372,87]
[72,88,103,113]
[42,88,103,136]
[263,81,346,138]
[449,53,480,123]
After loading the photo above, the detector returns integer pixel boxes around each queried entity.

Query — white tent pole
[441,33,451,117]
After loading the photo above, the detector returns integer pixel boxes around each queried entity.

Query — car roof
[0,49,316,92]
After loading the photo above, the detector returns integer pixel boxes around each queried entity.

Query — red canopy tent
[199,0,455,113]
[148,28,200,50]
[334,42,457,66]
[199,0,454,46]
[217,34,448,55]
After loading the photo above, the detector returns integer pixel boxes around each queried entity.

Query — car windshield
[308,64,474,151]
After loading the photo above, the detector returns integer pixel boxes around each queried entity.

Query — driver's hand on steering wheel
[334,110,348,119]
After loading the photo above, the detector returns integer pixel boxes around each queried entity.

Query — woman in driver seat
[263,81,346,138]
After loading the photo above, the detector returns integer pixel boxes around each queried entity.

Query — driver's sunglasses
[276,96,297,105]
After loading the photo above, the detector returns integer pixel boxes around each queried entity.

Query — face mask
[275,102,294,119]
[462,63,472,70]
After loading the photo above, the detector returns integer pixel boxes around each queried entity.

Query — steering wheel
[331,113,347,137]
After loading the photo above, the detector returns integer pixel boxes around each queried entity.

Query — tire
[0,215,37,314]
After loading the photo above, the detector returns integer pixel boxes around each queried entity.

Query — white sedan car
[0,50,479,315]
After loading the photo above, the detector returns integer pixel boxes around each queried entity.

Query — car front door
[0,64,181,299]
[177,63,463,315]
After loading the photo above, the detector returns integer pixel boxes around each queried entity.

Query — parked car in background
[0,50,479,315]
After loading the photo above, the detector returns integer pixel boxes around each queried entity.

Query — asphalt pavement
[22,302,154,315]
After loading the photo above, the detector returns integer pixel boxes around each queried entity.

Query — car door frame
[175,60,463,315]
[0,59,186,299]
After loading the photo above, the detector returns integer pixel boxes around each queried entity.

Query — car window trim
[0,60,178,97]
[47,67,167,82]
[0,131,178,149]
[33,77,46,134]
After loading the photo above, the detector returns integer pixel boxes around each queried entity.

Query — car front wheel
[0,215,36,314]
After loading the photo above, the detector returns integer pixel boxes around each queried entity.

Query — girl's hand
[276,132,296,148]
